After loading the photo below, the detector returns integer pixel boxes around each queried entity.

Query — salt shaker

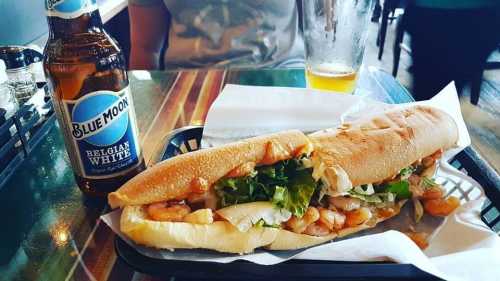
[0,59,19,119]
[0,46,42,105]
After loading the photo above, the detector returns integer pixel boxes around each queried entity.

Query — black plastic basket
[115,126,500,281]
[0,91,56,189]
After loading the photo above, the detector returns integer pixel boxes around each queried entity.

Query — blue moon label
[45,0,98,19]
[62,87,141,178]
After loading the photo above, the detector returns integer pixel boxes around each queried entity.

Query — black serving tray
[115,125,500,280]
[114,237,439,281]
[0,86,56,189]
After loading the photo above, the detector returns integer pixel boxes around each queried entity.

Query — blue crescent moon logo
[72,93,129,147]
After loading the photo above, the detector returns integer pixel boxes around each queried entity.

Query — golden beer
[303,0,373,94]
[306,63,358,93]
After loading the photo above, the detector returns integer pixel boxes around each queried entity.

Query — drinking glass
[303,0,374,93]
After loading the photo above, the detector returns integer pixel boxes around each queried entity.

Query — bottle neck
[47,10,104,38]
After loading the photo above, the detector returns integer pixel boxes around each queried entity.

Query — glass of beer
[303,0,374,93]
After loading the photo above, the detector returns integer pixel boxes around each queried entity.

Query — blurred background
[0,0,498,169]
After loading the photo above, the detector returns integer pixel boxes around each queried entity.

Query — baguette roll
[121,205,279,254]
[109,130,312,209]
[265,230,337,250]
[120,201,406,253]
[310,106,458,192]
[110,105,460,253]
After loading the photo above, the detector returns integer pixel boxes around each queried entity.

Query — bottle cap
[0,59,7,84]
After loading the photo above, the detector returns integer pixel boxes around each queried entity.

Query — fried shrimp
[318,208,346,230]
[423,196,460,217]
[303,222,331,236]
[147,202,191,222]
[345,207,372,227]
[329,196,361,212]
[286,207,320,234]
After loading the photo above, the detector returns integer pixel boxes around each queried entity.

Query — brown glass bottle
[43,2,145,197]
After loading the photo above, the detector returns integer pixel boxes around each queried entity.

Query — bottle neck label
[45,0,98,19]
[61,87,142,179]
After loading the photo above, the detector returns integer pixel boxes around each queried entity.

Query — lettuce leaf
[348,189,396,204]
[216,177,269,207]
[422,177,437,188]
[348,192,383,203]
[383,180,411,199]
[215,158,317,217]
[399,166,415,179]
[254,218,281,228]
[353,184,375,195]
[271,169,317,217]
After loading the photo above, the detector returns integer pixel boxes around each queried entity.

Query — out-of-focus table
[0,68,496,281]
[97,0,128,23]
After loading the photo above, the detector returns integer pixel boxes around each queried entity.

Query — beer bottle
[43,0,145,197]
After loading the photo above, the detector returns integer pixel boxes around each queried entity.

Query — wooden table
[0,68,496,281]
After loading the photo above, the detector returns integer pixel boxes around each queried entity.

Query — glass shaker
[0,59,19,119]
[0,46,42,105]
[7,65,38,105]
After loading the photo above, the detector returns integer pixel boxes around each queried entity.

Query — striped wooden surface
[1,68,420,281]
[65,68,401,281]
[141,70,226,167]
[3,67,499,281]
[49,68,402,281]
[67,70,227,281]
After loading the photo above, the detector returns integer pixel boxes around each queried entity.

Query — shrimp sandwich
[108,105,460,254]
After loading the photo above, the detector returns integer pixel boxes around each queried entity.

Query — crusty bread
[265,230,337,250]
[109,106,457,209]
[121,205,280,254]
[109,130,312,209]
[120,201,406,253]
[310,105,458,189]
[112,105,456,253]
